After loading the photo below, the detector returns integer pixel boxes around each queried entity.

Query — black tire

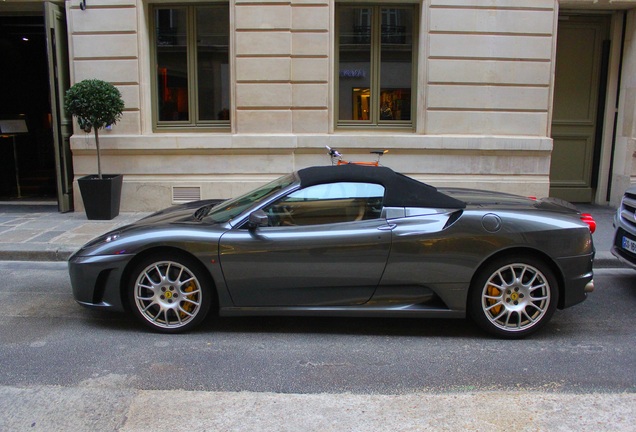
[468,254,559,339]
[128,253,212,333]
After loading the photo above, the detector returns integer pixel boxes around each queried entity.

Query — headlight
[105,233,120,243]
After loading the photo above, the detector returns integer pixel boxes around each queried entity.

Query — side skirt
[219,306,465,319]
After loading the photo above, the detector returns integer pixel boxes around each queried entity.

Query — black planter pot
[78,174,123,220]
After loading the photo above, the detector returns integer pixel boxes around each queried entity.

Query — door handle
[377,224,397,231]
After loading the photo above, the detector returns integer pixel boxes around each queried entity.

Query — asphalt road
[0,261,635,430]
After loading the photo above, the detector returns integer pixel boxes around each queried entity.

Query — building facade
[1,0,636,211]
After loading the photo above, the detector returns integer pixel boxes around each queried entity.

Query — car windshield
[203,174,296,224]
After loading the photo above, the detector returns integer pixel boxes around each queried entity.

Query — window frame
[150,3,230,131]
[262,182,386,227]
[335,3,418,130]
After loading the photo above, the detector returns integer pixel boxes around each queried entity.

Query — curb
[0,246,76,262]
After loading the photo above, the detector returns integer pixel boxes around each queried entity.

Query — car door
[218,182,392,307]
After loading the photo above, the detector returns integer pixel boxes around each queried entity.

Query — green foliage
[64,79,125,178]
[64,79,124,132]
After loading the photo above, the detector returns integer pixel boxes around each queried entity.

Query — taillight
[580,213,596,234]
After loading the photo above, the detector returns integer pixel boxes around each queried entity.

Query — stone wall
[67,0,562,211]
[611,8,636,204]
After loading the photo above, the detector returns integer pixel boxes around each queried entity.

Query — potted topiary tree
[65,79,125,220]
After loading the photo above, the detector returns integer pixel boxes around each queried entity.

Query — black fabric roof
[297,165,466,209]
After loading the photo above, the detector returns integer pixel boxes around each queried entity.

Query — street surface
[0,261,635,430]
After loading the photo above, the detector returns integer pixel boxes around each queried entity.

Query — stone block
[235,110,292,133]
[116,85,140,110]
[108,111,141,135]
[71,0,135,5]
[427,85,550,111]
[425,111,548,136]
[292,32,329,56]
[72,34,138,58]
[429,34,552,61]
[236,58,291,82]
[428,59,551,85]
[236,32,291,56]
[70,7,137,33]
[429,0,554,8]
[235,5,291,30]
[73,59,139,84]
[430,8,554,35]
[292,5,329,31]
[236,83,292,108]
[292,57,329,82]
[292,109,329,133]
[292,83,328,108]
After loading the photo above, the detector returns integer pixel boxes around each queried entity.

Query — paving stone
[0,229,39,243]
[27,231,67,243]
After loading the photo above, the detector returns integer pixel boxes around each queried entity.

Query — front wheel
[128,254,212,333]
[469,255,558,339]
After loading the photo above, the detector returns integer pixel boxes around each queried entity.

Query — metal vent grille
[620,191,636,230]
[172,186,201,203]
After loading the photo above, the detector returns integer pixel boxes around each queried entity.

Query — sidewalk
[0,204,149,262]
[2,385,635,431]
[0,202,624,267]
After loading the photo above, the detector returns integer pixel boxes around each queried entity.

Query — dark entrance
[0,15,56,201]
[0,3,73,212]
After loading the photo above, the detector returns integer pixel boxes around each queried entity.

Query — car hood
[439,188,580,214]
[74,199,227,256]
[131,199,226,227]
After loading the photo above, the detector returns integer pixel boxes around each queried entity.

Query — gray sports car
[69,163,596,338]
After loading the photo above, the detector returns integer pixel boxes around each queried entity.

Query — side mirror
[247,210,269,229]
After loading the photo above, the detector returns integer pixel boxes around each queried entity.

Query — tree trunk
[94,127,102,179]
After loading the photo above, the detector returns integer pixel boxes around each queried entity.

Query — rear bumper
[556,252,594,309]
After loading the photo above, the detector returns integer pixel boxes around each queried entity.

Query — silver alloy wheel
[480,263,551,333]
[133,260,203,329]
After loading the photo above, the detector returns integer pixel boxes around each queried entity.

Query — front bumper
[68,253,134,312]
[611,226,636,270]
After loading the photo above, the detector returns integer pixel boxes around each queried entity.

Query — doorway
[550,14,611,203]
[0,15,56,201]
[0,3,72,211]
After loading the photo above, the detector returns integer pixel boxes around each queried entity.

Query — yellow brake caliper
[179,282,197,318]
[487,284,502,315]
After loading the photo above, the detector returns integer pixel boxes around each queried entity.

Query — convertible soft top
[298,164,466,209]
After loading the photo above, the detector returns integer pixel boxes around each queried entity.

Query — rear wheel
[128,253,212,333]
[469,255,558,338]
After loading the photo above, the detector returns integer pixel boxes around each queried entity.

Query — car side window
[263,182,385,226]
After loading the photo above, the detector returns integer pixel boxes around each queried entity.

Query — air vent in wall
[172,186,201,203]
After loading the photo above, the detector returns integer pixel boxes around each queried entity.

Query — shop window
[152,4,230,130]
[337,5,415,128]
